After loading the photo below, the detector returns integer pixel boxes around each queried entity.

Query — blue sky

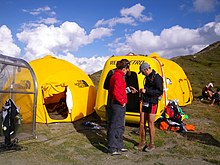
[0,0,220,74]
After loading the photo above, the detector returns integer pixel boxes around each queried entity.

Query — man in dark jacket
[138,62,163,152]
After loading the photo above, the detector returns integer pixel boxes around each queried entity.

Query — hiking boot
[111,151,121,156]
[120,148,128,152]
[144,144,155,152]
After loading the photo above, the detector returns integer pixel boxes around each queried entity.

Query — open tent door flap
[42,82,71,120]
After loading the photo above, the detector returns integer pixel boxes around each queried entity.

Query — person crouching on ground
[107,59,136,155]
[138,62,163,152]
[202,83,214,100]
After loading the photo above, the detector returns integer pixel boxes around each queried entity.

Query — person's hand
[129,86,138,93]
[140,88,146,93]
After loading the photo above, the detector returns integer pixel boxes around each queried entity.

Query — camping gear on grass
[159,100,194,132]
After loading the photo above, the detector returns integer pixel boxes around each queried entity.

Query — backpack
[164,100,182,123]
[103,69,116,90]
[160,100,193,132]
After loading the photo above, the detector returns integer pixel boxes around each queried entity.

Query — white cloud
[95,3,152,27]
[21,17,60,29]
[36,17,59,25]
[95,17,136,27]
[121,3,145,18]
[21,5,59,29]
[89,27,113,39]
[193,0,217,12]
[198,22,220,41]
[109,22,220,58]
[22,6,55,16]
[157,44,207,59]
[120,3,152,22]
[16,21,112,61]
[14,20,219,74]
[0,25,21,57]
[0,23,109,74]
[160,25,201,48]
[56,53,109,74]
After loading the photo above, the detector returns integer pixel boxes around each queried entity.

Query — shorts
[142,103,158,114]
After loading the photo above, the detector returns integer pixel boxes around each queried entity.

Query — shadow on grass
[194,96,212,105]
[124,123,142,147]
[180,132,220,147]
[73,112,138,153]
[73,112,109,153]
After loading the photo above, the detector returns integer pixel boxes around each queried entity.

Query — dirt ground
[0,100,219,165]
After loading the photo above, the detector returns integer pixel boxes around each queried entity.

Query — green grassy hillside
[90,41,220,97]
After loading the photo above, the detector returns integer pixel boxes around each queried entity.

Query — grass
[0,98,218,165]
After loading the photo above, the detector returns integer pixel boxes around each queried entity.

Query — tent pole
[152,57,168,106]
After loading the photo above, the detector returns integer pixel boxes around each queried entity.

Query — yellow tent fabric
[29,55,96,123]
[95,53,193,124]
[42,82,67,99]
[149,53,193,106]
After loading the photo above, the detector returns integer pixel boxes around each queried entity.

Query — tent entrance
[126,71,140,113]
[42,83,69,120]
[44,93,69,120]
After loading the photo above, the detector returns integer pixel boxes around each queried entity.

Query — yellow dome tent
[95,53,193,124]
[29,55,96,123]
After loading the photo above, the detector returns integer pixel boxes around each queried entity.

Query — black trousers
[107,103,126,152]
